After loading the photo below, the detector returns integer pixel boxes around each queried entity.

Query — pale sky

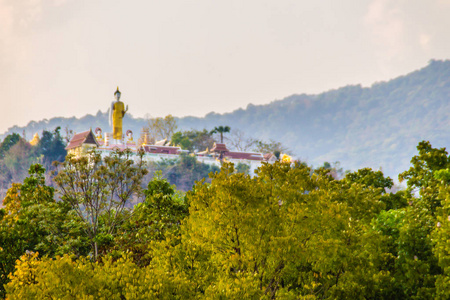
[1,0,449,134]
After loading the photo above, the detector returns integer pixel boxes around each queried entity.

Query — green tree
[8,142,450,299]
[369,141,449,298]
[171,131,193,150]
[36,127,67,168]
[115,172,188,265]
[0,133,21,159]
[140,172,188,240]
[430,168,450,298]
[319,161,346,179]
[399,140,450,215]
[5,252,195,299]
[0,134,37,196]
[166,161,387,298]
[235,162,250,175]
[53,149,148,260]
[344,167,407,210]
[0,164,88,298]
[345,167,393,190]
[171,129,215,152]
[3,138,39,183]
[210,125,230,143]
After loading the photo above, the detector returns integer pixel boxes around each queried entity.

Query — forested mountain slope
[3,59,449,179]
[180,59,450,178]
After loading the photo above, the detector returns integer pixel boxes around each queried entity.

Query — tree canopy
[210,125,230,143]
[4,140,450,299]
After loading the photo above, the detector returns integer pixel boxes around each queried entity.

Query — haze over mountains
[3,60,449,179]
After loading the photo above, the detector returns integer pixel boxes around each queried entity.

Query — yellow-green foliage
[178,162,388,298]
[6,140,450,299]
[5,161,390,299]
[5,252,194,300]
[2,183,22,224]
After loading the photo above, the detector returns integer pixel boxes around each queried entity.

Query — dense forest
[3,59,449,178]
[2,140,450,298]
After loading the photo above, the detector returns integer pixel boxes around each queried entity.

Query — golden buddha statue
[126,130,136,147]
[110,87,128,141]
[95,127,104,143]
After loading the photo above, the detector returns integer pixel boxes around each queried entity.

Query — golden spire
[30,133,40,146]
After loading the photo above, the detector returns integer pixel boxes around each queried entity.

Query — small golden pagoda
[30,133,40,146]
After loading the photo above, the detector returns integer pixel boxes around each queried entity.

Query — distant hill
[3,59,450,179]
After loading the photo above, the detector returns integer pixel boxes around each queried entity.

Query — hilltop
[3,59,450,179]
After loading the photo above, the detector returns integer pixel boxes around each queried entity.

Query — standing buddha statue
[110,87,128,142]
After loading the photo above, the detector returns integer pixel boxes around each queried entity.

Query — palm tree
[210,126,230,143]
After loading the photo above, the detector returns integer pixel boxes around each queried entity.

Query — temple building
[65,124,272,174]
[65,129,99,156]
[65,87,276,174]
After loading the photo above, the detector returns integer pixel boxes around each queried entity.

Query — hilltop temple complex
[64,88,278,174]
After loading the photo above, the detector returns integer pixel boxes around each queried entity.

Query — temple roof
[210,143,229,153]
[65,130,99,150]
[226,151,264,161]
[141,145,181,155]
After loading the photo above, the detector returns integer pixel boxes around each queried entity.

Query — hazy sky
[1,0,449,134]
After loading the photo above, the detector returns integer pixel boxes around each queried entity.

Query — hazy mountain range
[3,59,449,180]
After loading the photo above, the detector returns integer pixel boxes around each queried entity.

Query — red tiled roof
[142,145,181,155]
[65,130,98,150]
[225,151,263,161]
[210,143,229,153]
